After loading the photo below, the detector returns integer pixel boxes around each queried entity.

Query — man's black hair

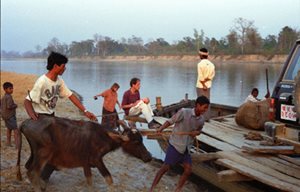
[3,82,13,90]
[130,77,140,87]
[47,51,68,70]
[199,48,208,53]
[196,95,210,105]
[251,88,259,94]
[199,48,209,59]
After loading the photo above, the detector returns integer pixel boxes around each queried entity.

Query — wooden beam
[190,162,265,192]
[191,152,219,163]
[235,151,300,179]
[263,135,300,153]
[217,151,300,188]
[241,145,295,154]
[201,123,246,148]
[277,154,300,167]
[216,158,300,192]
[197,133,237,151]
[124,116,147,123]
[217,170,253,182]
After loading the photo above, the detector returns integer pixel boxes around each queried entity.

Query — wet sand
[0,71,203,192]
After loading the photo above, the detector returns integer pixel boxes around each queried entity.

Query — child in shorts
[1,82,19,148]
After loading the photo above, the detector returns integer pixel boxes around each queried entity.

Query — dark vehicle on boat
[271,39,300,128]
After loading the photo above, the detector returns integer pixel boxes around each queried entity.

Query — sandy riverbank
[0,71,206,192]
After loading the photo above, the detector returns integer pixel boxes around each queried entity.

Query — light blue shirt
[168,108,205,154]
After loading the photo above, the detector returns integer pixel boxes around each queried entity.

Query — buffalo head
[121,129,152,162]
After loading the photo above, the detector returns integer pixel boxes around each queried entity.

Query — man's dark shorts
[4,115,17,130]
[164,144,191,166]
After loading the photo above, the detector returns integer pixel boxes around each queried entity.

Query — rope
[145,131,200,152]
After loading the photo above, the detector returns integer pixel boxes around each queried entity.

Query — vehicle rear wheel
[294,70,300,118]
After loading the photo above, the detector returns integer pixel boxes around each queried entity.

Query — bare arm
[68,94,97,121]
[157,121,172,133]
[24,99,38,120]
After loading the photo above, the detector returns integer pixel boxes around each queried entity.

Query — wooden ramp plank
[196,134,237,151]
[242,145,295,154]
[202,123,246,148]
[191,162,265,192]
[124,115,147,123]
[191,152,219,163]
[217,170,253,182]
[216,158,300,192]
[217,151,300,188]
[236,152,300,179]
[277,154,300,167]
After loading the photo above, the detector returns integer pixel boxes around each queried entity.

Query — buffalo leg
[96,159,113,185]
[40,164,55,181]
[83,166,93,192]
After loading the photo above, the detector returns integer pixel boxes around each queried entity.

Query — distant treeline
[2,18,300,58]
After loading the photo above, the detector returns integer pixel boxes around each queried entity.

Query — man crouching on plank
[150,96,210,192]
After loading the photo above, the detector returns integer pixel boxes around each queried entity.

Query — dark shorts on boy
[4,115,17,130]
[164,144,191,165]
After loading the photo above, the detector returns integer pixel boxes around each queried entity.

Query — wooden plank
[236,151,300,179]
[124,115,147,123]
[217,170,253,182]
[190,152,219,163]
[216,158,300,192]
[139,128,172,135]
[202,123,246,148]
[196,134,237,151]
[217,151,300,187]
[242,145,295,154]
[263,135,300,153]
[190,162,265,192]
[277,154,300,166]
[210,119,250,133]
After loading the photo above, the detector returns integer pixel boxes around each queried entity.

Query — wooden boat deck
[140,100,300,192]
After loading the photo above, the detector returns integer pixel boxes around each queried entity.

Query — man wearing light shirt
[196,48,215,121]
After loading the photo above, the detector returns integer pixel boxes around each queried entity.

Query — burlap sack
[235,99,270,130]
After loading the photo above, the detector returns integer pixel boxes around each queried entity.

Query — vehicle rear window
[284,45,300,81]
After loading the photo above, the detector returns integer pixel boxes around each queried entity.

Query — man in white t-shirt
[24,51,97,182]
[196,48,215,121]
[24,52,96,120]
[244,88,270,103]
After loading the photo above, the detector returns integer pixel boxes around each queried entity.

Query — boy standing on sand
[150,96,210,192]
[1,82,20,149]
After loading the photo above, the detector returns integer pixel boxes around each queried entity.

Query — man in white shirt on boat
[244,88,270,103]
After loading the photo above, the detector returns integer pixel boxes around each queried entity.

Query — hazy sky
[1,0,300,52]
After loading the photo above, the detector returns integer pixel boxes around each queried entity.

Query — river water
[0,58,283,158]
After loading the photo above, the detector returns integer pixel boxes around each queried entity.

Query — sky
[1,0,300,53]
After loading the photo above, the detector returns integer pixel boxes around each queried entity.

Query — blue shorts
[164,144,191,166]
[4,115,17,130]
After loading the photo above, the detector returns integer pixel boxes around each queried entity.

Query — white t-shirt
[26,74,72,114]
[196,59,215,88]
[244,94,267,103]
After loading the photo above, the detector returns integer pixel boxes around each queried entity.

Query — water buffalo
[16,115,152,191]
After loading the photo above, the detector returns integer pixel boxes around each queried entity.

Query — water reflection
[1,59,282,111]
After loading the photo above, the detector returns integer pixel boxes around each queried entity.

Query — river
[0,58,283,158]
